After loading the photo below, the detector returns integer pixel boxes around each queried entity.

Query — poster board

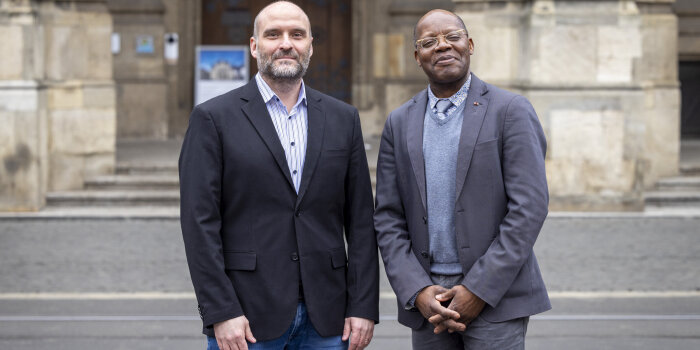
[195,45,249,105]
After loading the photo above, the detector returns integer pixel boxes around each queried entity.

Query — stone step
[681,162,700,176]
[644,191,700,208]
[116,162,178,175]
[656,176,700,191]
[46,190,179,207]
[85,175,179,190]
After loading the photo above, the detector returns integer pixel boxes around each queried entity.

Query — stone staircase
[40,138,380,213]
[45,162,180,208]
[42,140,181,212]
[645,159,700,211]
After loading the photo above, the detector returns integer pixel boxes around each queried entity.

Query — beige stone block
[85,25,113,80]
[83,85,116,109]
[352,83,375,111]
[47,85,84,110]
[50,109,116,154]
[530,26,597,85]
[0,110,43,211]
[385,83,425,115]
[469,26,517,84]
[373,34,387,79]
[46,26,87,80]
[388,34,405,78]
[643,88,680,187]
[0,81,39,111]
[0,25,24,79]
[454,11,519,84]
[117,83,168,139]
[548,109,635,195]
[358,105,384,139]
[597,26,641,83]
[49,153,84,191]
[638,15,678,83]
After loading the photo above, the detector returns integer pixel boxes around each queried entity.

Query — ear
[250,37,258,59]
[414,49,421,67]
[309,37,313,58]
[468,37,474,55]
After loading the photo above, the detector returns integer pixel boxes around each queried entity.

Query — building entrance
[201,0,352,103]
[680,61,700,139]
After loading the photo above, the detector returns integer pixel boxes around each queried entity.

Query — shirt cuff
[404,286,428,310]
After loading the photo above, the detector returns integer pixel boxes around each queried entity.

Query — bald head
[253,1,312,39]
[413,9,468,42]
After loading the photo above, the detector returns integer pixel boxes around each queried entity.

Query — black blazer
[179,80,379,340]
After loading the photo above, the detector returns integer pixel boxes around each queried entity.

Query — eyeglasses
[415,29,467,50]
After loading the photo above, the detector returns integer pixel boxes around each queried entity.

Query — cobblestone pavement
[1,216,699,349]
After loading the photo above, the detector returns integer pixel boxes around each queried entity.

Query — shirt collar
[254,72,307,109]
[427,73,472,110]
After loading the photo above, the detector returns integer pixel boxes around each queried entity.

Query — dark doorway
[680,61,700,139]
[201,0,352,102]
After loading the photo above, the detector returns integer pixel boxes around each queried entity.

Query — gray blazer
[374,74,551,329]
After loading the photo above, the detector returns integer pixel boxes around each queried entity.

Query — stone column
[454,0,680,210]
[41,0,117,192]
[0,0,116,211]
[0,1,47,211]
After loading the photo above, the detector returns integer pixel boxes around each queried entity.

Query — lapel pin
[473,102,480,106]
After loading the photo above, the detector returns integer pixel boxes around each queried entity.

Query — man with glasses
[374,9,550,349]
[180,2,378,350]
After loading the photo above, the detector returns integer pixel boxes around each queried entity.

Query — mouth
[434,56,457,65]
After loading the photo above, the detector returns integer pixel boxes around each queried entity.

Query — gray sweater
[423,100,467,275]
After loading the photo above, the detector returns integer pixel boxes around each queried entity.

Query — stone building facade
[0,0,116,211]
[1,0,699,211]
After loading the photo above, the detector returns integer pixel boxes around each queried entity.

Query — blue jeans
[207,302,347,350]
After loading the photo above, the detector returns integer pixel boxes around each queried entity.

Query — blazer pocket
[223,251,256,271]
[473,138,498,151]
[329,248,347,269]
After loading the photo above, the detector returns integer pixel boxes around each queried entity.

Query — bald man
[375,9,550,349]
[179,2,378,350]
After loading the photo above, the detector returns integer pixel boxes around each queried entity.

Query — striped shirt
[254,73,308,193]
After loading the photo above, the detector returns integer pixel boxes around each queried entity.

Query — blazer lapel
[240,81,295,191]
[296,88,325,205]
[407,90,428,211]
[455,74,490,199]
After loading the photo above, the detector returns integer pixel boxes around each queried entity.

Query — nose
[279,33,293,50]
[434,34,451,51]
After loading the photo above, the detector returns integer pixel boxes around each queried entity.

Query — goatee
[257,48,311,82]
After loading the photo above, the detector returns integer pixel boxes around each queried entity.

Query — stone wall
[453,0,680,210]
[0,0,116,210]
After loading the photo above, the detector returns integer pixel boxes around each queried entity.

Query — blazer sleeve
[344,109,380,322]
[462,95,549,308]
[179,106,244,328]
[374,113,433,306]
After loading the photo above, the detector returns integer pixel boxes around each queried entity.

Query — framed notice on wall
[195,45,249,106]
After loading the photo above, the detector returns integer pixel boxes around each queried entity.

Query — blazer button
[295,211,301,217]
[421,251,429,258]
[291,252,299,261]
